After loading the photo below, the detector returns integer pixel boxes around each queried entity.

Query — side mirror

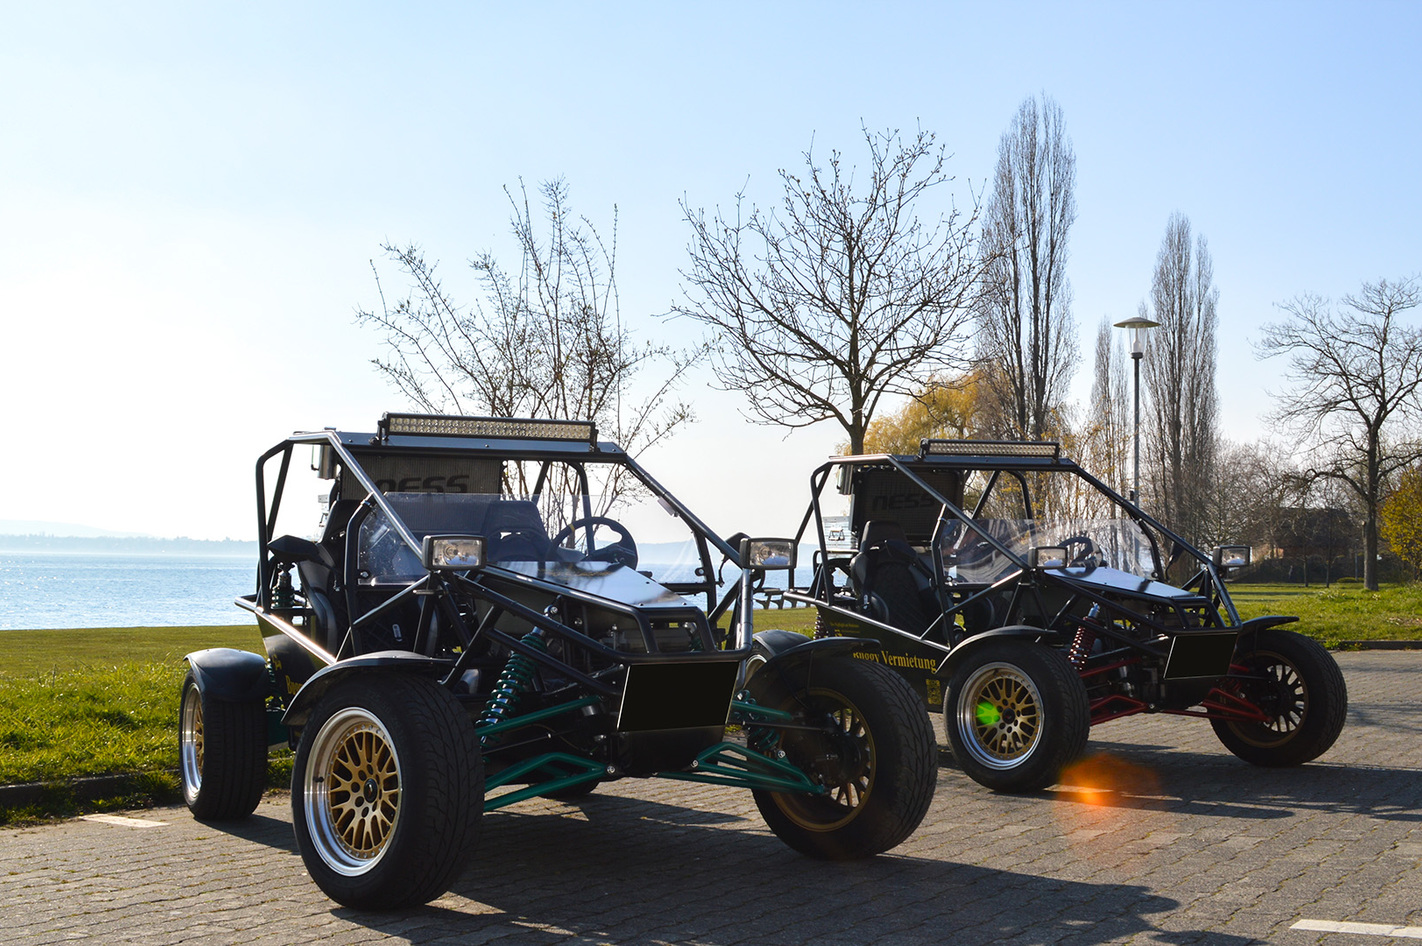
[1213,545,1251,570]
[740,537,796,571]
[1029,546,1068,569]
[422,535,487,571]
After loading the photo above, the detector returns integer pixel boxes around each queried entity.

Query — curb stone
[0,770,176,810]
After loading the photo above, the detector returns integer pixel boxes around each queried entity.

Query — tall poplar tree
[975,94,1079,440]
[1141,213,1219,546]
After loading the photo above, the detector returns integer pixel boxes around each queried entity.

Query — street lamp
[1113,315,1159,506]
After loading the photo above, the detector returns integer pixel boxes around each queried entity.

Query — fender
[744,630,876,698]
[941,625,1063,676]
[753,629,870,665]
[1234,614,1300,652]
[185,648,270,702]
[282,651,454,727]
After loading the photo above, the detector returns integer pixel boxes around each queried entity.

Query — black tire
[291,674,483,909]
[944,640,1090,792]
[178,670,267,820]
[746,657,936,860]
[1210,628,1348,767]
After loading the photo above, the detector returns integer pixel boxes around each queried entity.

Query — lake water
[0,551,810,630]
[0,551,255,630]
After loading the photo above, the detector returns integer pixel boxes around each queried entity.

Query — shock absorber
[737,691,783,756]
[479,629,548,739]
[1067,604,1101,670]
[273,566,295,611]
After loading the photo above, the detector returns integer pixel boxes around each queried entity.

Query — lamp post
[1113,315,1159,506]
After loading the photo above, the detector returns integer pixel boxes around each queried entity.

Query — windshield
[352,461,732,594]
[941,517,1158,583]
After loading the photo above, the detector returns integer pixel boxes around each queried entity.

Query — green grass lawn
[0,624,275,821]
[1228,581,1422,647]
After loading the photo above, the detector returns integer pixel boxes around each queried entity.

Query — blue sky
[2,2,1419,540]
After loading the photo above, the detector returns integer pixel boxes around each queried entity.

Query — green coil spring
[479,630,548,739]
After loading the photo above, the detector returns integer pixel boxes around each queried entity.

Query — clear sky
[2,1,1419,541]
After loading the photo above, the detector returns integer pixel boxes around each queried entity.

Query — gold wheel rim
[958,662,1043,769]
[304,708,403,875]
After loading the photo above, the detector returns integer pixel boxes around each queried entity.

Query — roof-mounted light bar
[919,439,1060,459]
[379,412,597,444]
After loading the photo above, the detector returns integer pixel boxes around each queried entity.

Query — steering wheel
[551,516,638,568]
[1061,535,1099,569]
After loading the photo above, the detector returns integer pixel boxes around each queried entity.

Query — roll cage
[790,440,1248,664]
[250,417,750,663]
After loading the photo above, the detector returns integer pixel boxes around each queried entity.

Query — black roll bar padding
[254,441,293,606]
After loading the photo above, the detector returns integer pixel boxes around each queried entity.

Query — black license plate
[1163,631,1238,680]
[616,660,740,732]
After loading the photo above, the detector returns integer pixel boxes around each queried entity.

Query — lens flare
[975,700,1002,728]
[1058,753,1163,808]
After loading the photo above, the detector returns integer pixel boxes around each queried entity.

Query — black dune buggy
[783,439,1348,793]
[178,413,935,909]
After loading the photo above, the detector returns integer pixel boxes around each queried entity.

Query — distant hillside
[0,519,152,538]
[0,533,256,556]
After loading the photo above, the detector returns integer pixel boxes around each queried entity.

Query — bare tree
[675,126,982,454]
[359,178,696,500]
[1079,316,1131,497]
[1208,438,1295,554]
[1141,213,1220,546]
[975,94,1079,441]
[1258,276,1422,590]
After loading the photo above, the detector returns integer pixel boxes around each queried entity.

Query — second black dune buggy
[782,439,1348,793]
[177,413,935,909]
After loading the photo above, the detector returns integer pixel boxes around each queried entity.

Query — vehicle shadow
[1032,746,1422,823]
[330,792,1232,946]
[931,697,1421,823]
[195,809,300,853]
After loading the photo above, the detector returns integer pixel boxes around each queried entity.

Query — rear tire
[747,657,935,860]
[178,670,267,820]
[944,640,1090,792]
[291,674,483,909]
[1211,629,1347,766]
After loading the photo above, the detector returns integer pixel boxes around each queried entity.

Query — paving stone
[2,651,1419,944]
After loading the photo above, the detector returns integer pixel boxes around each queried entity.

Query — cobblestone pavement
[2,651,1418,945]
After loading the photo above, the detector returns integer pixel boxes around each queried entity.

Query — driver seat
[850,521,934,633]
[483,500,552,562]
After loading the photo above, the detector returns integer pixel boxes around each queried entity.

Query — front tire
[178,670,267,820]
[746,657,935,860]
[291,674,483,909]
[1210,629,1347,766]
[945,641,1090,792]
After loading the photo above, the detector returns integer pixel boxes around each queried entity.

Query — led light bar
[920,439,1060,459]
[379,413,596,444]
